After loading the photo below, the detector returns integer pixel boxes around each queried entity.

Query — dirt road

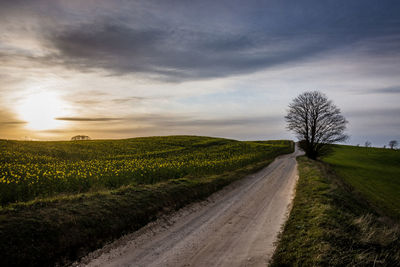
[77,147,302,267]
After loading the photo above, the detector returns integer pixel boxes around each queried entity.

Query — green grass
[322,145,400,220]
[0,136,292,205]
[0,136,293,267]
[272,156,400,266]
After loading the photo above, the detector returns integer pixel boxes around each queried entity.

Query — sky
[0,0,399,146]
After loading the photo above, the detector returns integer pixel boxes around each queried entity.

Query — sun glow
[16,91,69,131]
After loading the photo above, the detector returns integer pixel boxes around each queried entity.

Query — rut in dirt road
[77,147,303,267]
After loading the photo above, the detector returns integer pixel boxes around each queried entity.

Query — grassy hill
[272,145,400,266]
[0,136,293,266]
[323,145,400,220]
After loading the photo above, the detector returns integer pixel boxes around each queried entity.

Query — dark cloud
[26,0,397,81]
[43,24,324,80]
[42,22,336,80]
[1,1,399,81]
[368,87,400,94]
[46,23,165,73]
[55,117,122,121]
[0,121,26,125]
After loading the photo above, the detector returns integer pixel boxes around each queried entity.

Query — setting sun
[16,91,68,131]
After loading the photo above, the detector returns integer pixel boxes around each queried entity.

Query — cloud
[0,121,26,125]
[0,109,26,138]
[55,113,281,128]
[0,109,25,125]
[42,6,400,81]
[368,87,400,94]
[46,22,165,73]
[111,96,148,104]
[64,94,153,109]
[1,1,400,82]
[72,99,104,105]
[62,91,150,107]
[123,113,282,129]
[155,116,281,128]
[42,22,338,81]
[344,108,400,137]
[345,108,400,118]
[55,117,122,121]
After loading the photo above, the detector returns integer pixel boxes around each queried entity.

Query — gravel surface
[74,146,302,267]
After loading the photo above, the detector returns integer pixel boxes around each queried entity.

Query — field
[272,146,400,266]
[323,145,400,219]
[0,136,293,266]
[0,136,292,205]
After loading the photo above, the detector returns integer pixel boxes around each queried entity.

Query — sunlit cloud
[14,90,71,131]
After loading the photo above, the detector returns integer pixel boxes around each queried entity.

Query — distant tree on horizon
[285,91,348,159]
[365,141,371,148]
[389,140,398,149]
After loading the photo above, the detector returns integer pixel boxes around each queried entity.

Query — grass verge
[271,156,400,266]
[0,144,293,267]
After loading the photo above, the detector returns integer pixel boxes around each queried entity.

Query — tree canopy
[389,140,398,149]
[285,91,348,159]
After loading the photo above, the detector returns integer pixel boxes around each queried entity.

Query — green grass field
[0,136,292,205]
[0,136,293,266]
[323,145,400,220]
[272,146,400,266]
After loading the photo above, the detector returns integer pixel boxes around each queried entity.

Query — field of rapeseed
[0,136,292,205]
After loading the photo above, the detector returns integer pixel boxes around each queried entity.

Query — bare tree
[365,141,371,148]
[389,140,398,149]
[285,91,348,159]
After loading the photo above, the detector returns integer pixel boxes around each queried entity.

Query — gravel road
[76,146,302,267]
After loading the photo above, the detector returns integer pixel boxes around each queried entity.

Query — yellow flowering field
[0,136,292,205]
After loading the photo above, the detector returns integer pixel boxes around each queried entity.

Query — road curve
[77,147,302,267]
